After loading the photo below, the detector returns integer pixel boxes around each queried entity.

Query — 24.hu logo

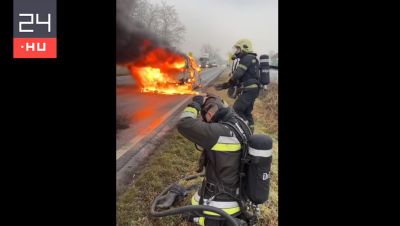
[13,0,57,58]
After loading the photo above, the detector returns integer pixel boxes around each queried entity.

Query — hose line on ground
[150,174,240,226]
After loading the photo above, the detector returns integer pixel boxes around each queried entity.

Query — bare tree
[146,3,160,32]
[130,1,186,47]
[156,2,185,45]
[129,0,150,25]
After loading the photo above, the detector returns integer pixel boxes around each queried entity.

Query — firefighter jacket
[231,53,260,88]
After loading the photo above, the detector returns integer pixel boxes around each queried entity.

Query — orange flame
[189,55,201,73]
[129,46,199,95]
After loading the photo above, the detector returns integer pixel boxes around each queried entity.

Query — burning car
[127,46,201,95]
[177,55,202,89]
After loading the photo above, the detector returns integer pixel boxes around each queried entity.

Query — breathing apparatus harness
[227,55,240,99]
[220,116,260,225]
[231,55,240,77]
[195,113,261,225]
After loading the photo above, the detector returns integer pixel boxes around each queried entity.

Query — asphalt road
[116,67,225,151]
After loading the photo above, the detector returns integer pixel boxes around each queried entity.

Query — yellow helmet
[234,39,253,53]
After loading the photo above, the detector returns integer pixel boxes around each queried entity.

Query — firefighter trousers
[233,87,259,128]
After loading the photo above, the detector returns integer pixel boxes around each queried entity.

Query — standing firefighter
[177,95,252,226]
[215,39,260,133]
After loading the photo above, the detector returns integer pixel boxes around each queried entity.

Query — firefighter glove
[192,95,204,106]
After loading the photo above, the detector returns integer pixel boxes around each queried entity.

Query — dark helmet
[201,94,229,122]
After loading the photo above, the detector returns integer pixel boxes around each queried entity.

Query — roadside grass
[117,69,278,226]
[117,130,202,226]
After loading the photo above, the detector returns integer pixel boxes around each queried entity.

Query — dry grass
[117,69,278,226]
[117,131,202,226]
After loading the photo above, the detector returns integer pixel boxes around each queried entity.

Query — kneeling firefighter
[215,39,260,133]
[150,94,273,226]
[177,95,250,225]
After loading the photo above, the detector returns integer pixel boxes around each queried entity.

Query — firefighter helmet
[201,94,229,122]
[234,39,253,53]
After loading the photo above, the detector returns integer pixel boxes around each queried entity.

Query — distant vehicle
[199,60,210,68]
[202,63,211,68]
[199,53,210,69]
[210,62,217,67]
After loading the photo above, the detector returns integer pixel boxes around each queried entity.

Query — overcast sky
[148,0,278,59]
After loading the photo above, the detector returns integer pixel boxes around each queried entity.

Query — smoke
[116,0,169,64]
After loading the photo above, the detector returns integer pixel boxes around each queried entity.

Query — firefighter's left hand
[187,95,204,112]
[192,95,204,106]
